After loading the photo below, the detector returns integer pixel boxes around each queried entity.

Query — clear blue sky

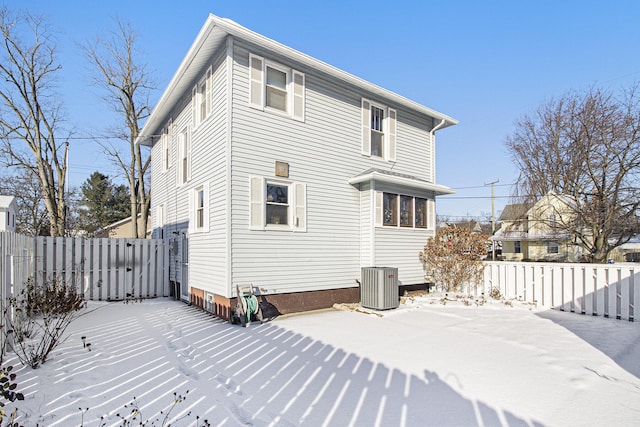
[8,0,640,219]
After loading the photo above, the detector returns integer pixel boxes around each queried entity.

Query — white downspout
[429,118,446,183]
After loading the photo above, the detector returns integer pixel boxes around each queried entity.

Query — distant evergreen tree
[78,172,130,236]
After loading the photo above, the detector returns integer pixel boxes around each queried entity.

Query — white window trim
[161,129,169,173]
[361,98,396,161]
[177,127,191,186]
[248,53,305,121]
[189,183,209,234]
[374,190,433,230]
[192,66,212,129]
[249,176,306,232]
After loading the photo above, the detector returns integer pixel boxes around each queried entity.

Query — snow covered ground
[5,295,640,426]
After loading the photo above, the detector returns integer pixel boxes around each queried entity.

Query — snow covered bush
[419,226,488,293]
[2,277,84,368]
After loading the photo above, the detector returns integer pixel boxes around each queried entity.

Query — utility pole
[485,179,499,260]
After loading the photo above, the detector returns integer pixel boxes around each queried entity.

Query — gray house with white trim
[137,15,457,317]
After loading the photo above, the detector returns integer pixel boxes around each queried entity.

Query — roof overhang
[491,231,573,242]
[348,169,455,196]
[136,14,458,147]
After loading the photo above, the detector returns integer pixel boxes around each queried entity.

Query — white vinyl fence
[0,232,169,302]
[477,261,639,321]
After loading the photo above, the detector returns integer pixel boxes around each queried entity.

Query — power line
[439,195,514,200]
[449,183,515,190]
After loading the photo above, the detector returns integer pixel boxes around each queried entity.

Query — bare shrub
[420,226,488,293]
[3,277,84,368]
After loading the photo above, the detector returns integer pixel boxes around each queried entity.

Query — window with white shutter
[375,191,433,229]
[248,53,305,121]
[249,177,307,231]
[362,98,397,161]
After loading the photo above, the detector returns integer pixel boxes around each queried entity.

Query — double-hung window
[177,127,191,186]
[161,130,169,173]
[546,241,559,254]
[189,183,209,233]
[371,106,385,158]
[192,66,212,128]
[266,182,289,225]
[361,98,397,161]
[376,191,434,229]
[249,54,305,121]
[250,177,306,231]
[266,65,288,112]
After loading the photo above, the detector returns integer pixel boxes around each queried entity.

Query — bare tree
[506,86,640,262]
[0,8,68,236]
[82,18,155,238]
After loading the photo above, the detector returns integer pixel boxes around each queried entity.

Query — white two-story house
[137,15,457,318]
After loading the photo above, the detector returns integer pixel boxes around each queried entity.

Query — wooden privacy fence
[0,232,169,301]
[477,261,639,321]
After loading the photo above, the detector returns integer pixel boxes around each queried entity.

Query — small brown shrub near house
[419,226,488,292]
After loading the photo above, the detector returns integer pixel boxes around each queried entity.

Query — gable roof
[498,202,533,221]
[136,14,458,147]
[0,195,15,210]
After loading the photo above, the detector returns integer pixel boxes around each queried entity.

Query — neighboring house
[137,15,457,318]
[95,214,151,238]
[608,235,640,263]
[0,195,17,232]
[438,220,499,257]
[492,192,584,262]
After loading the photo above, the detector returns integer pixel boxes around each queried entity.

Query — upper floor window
[249,54,305,121]
[376,192,433,229]
[161,127,170,173]
[249,177,307,231]
[177,127,191,186]
[371,106,385,157]
[266,65,288,112]
[361,98,396,161]
[192,66,211,128]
